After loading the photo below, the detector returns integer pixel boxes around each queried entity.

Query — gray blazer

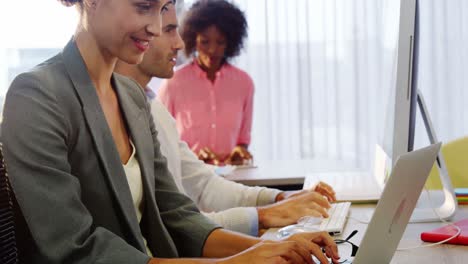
[1,40,219,264]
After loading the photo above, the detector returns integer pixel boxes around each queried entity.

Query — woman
[2,0,339,263]
[157,0,254,165]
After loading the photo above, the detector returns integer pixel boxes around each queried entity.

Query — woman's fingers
[309,242,330,264]
[290,242,315,264]
[288,232,340,262]
[228,146,253,164]
[198,147,221,165]
[277,241,314,264]
[242,148,253,160]
[268,256,289,264]
[259,241,310,264]
[310,232,340,261]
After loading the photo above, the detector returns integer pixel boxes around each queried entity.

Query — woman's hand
[218,240,315,264]
[257,192,331,229]
[197,147,221,165]
[283,232,341,264]
[277,182,337,203]
[224,145,253,165]
[149,233,339,264]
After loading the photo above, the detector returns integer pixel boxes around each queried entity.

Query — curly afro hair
[181,0,248,60]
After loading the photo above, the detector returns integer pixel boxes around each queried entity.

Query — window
[0,1,78,113]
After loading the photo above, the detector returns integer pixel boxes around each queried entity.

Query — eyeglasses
[324,230,360,264]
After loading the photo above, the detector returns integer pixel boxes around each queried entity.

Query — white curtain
[1,1,467,170]
[182,0,468,169]
[215,0,400,168]
[414,0,468,149]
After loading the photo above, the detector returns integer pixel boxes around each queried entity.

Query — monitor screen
[380,0,418,166]
[407,0,420,153]
[378,0,457,222]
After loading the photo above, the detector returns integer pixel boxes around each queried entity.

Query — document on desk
[213,165,236,176]
[304,171,382,203]
[213,164,257,176]
[303,144,390,203]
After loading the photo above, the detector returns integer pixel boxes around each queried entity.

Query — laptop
[349,143,441,263]
[263,143,441,248]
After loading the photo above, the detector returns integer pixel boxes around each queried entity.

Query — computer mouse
[277,216,323,238]
[277,224,321,238]
[298,215,323,226]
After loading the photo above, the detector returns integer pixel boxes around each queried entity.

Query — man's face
[138,1,184,78]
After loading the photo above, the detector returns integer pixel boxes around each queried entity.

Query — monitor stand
[410,90,458,223]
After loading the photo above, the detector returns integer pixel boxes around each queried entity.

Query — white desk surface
[261,192,468,263]
[224,159,359,187]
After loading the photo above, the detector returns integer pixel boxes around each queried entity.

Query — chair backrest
[426,136,468,189]
[0,143,18,264]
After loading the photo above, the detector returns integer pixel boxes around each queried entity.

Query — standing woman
[158,0,254,165]
[1,0,339,263]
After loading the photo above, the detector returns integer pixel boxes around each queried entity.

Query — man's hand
[314,182,336,202]
[224,145,253,165]
[257,192,331,229]
[276,182,336,203]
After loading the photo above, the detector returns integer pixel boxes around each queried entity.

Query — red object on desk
[421,219,468,245]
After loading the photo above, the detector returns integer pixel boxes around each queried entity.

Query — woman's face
[195,25,227,72]
[87,0,164,64]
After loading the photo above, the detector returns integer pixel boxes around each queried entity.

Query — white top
[151,99,282,235]
[122,140,153,256]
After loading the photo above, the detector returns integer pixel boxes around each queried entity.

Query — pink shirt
[157,61,254,159]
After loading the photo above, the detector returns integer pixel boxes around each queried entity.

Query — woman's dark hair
[181,0,248,60]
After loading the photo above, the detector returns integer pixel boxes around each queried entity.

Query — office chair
[426,136,468,189]
[0,143,18,264]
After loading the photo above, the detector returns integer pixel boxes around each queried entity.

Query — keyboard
[276,202,351,238]
[319,202,351,235]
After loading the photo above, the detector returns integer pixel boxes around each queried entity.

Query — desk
[224,159,359,188]
[261,192,468,263]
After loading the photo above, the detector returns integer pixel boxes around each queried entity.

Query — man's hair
[180,0,248,60]
[59,0,81,6]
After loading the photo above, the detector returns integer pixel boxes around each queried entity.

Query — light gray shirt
[151,99,281,235]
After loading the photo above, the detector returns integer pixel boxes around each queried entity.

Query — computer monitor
[382,0,417,165]
[382,0,457,222]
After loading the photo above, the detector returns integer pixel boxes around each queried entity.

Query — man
[115,0,336,237]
